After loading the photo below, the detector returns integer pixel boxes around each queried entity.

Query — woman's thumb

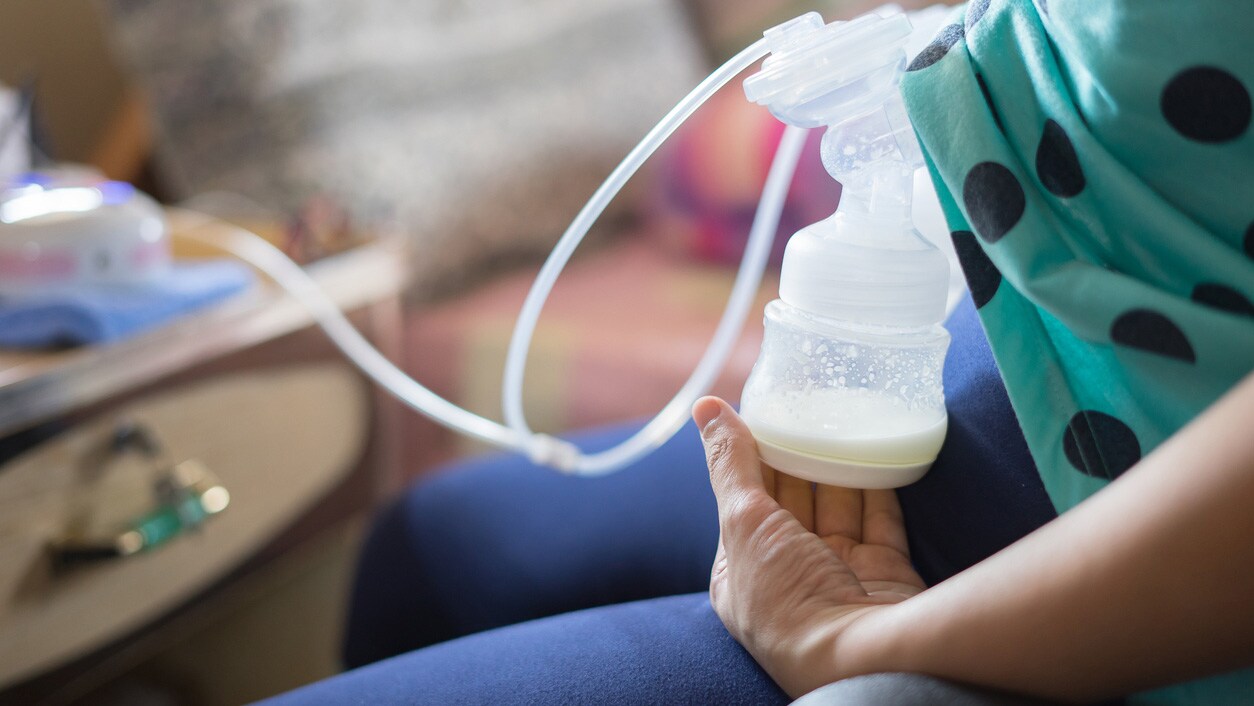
[693,397,765,497]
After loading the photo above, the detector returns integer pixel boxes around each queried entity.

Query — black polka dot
[976,73,1004,132]
[965,0,990,30]
[1192,283,1254,317]
[1063,411,1142,480]
[962,162,1025,243]
[951,230,1002,308]
[1110,309,1196,362]
[907,24,964,72]
[1035,119,1085,197]
[1244,221,1254,260]
[1161,66,1251,143]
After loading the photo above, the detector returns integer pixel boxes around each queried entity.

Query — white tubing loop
[171,212,577,467]
[502,37,772,441]
[501,41,809,475]
[570,124,806,475]
[171,35,806,477]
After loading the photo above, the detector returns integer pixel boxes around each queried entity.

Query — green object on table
[133,495,209,549]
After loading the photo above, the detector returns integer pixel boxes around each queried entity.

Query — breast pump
[737,11,951,488]
[178,8,951,487]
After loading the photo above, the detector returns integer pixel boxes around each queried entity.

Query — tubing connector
[526,434,584,474]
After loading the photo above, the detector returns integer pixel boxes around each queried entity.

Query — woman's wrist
[772,603,922,698]
[830,601,923,681]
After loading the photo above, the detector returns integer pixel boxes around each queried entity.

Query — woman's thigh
[343,420,721,667]
[277,593,787,706]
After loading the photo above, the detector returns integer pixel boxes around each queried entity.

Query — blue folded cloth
[0,259,254,348]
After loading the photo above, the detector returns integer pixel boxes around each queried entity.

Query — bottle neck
[833,162,915,222]
[818,92,923,221]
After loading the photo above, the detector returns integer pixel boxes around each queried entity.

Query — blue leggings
[261,296,1058,704]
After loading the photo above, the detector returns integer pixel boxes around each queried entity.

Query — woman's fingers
[816,484,862,541]
[862,489,910,556]
[774,472,815,532]
[693,397,908,562]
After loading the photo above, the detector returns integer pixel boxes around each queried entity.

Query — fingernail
[692,397,722,432]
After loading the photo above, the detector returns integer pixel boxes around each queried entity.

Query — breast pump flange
[737,11,952,490]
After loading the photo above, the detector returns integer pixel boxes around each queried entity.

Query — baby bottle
[738,11,951,488]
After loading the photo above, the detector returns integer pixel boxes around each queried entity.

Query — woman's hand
[697,372,1254,702]
[693,396,925,698]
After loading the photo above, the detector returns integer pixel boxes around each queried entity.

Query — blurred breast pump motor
[0,173,170,295]
[164,8,950,485]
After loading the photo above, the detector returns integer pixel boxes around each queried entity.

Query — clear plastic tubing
[505,124,805,475]
[502,39,808,475]
[172,215,577,464]
[178,36,806,476]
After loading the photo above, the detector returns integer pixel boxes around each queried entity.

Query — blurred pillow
[647,86,841,268]
[647,1,957,270]
[99,0,704,297]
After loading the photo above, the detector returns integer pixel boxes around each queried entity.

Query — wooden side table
[0,213,408,702]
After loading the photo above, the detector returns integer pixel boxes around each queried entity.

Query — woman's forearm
[849,372,1254,701]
